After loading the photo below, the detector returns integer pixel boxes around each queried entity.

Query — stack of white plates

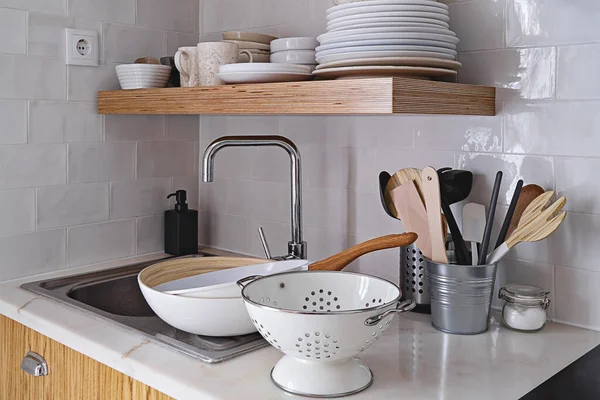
[223,31,278,63]
[270,37,319,72]
[116,64,171,90]
[218,63,312,84]
[314,0,461,80]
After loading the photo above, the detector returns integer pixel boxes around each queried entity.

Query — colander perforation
[303,289,341,312]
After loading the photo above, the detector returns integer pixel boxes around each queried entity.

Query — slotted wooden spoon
[518,191,556,228]
[486,193,566,265]
[506,184,545,238]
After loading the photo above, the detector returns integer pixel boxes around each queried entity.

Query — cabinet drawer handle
[20,352,48,377]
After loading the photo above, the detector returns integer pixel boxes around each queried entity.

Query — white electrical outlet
[65,28,99,67]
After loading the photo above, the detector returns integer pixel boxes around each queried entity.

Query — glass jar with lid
[498,284,551,332]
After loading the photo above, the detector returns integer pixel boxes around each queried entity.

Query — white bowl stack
[270,37,319,72]
[116,64,171,90]
[313,0,461,80]
[223,31,278,63]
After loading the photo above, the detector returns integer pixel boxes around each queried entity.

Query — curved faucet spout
[201,135,306,260]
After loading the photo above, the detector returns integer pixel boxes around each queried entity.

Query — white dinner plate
[327,0,448,15]
[316,50,456,64]
[318,26,455,42]
[327,17,450,30]
[312,65,457,79]
[316,44,457,57]
[220,62,312,74]
[218,71,312,84]
[316,39,457,52]
[327,10,451,23]
[318,32,460,46]
[328,3,449,20]
[315,57,462,70]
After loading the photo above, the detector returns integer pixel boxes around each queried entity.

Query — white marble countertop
[1,253,599,400]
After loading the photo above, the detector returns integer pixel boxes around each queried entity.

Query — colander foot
[270,355,373,398]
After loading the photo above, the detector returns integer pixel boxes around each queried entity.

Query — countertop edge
[0,253,228,400]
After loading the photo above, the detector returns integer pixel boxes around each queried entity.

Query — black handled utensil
[478,171,503,265]
[495,179,524,249]
[438,168,474,265]
[378,171,396,219]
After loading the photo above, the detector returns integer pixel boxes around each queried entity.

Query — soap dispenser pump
[165,190,198,256]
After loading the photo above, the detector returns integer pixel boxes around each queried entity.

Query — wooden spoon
[310,233,418,270]
[487,194,566,264]
[506,184,545,238]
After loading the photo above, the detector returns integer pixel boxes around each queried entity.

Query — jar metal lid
[498,283,551,309]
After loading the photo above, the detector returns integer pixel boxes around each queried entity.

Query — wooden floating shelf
[98,78,496,116]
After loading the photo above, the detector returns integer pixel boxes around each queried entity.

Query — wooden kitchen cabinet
[0,315,172,400]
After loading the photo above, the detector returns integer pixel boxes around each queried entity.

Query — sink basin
[21,254,268,363]
[68,275,155,317]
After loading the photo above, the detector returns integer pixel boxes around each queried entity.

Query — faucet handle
[257,227,272,259]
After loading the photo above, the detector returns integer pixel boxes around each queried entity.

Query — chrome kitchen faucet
[202,136,307,260]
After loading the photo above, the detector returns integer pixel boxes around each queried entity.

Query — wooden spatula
[422,167,448,264]
[506,184,545,238]
[486,194,566,265]
[384,168,424,217]
[391,181,432,259]
[385,167,448,234]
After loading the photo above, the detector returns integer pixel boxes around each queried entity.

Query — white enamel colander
[239,271,415,398]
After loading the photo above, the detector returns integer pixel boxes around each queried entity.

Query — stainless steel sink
[21,254,267,363]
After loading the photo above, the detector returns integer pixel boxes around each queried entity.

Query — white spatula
[462,203,486,266]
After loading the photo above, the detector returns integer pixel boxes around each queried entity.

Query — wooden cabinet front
[0,315,172,400]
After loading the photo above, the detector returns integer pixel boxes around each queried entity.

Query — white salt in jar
[498,284,550,332]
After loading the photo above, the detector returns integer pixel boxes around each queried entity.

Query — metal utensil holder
[400,243,431,314]
[425,255,498,335]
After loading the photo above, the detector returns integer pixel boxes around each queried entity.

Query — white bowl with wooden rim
[138,257,268,337]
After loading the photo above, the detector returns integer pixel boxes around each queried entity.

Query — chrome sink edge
[19,252,269,364]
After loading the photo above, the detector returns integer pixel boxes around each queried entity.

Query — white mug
[174,46,199,87]
[197,42,253,86]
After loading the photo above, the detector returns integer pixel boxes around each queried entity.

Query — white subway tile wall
[198,0,600,330]
[0,2,200,280]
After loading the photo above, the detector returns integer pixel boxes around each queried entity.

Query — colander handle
[236,275,263,289]
[364,300,416,326]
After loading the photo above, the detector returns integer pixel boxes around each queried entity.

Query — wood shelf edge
[98,77,496,116]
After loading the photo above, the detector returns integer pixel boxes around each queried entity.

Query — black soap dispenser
[165,190,198,256]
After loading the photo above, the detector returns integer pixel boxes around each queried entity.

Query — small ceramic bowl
[116,64,171,89]
[271,37,319,53]
[270,50,316,64]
